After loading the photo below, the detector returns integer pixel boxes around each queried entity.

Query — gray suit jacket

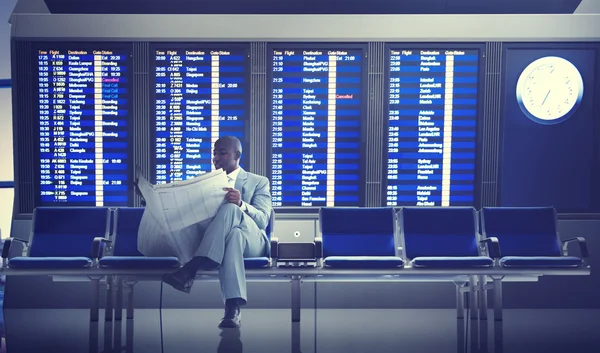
[234,168,272,243]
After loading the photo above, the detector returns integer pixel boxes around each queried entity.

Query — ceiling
[35,0,583,15]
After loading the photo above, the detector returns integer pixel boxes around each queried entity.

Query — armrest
[270,237,279,259]
[562,237,588,259]
[314,237,323,259]
[1,238,29,260]
[91,237,112,260]
[480,237,501,259]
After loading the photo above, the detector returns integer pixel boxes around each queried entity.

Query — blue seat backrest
[264,209,275,257]
[481,207,561,257]
[113,207,146,256]
[113,208,274,257]
[400,207,479,259]
[320,207,396,257]
[265,209,274,240]
[29,207,110,257]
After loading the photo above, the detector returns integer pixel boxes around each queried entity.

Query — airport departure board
[385,48,479,207]
[153,48,248,184]
[37,47,131,206]
[270,47,363,207]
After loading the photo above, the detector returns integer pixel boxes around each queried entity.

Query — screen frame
[148,42,252,184]
[498,42,600,217]
[32,41,135,208]
[266,42,369,214]
[381,42,487,210]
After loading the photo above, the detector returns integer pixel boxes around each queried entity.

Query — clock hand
[541,90,551,105]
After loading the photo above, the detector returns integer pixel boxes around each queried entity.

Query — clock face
[515,56,584,125]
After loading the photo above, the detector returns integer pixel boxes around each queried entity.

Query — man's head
[213,136,242,174]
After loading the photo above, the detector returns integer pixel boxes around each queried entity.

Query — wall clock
[515,56,584,125]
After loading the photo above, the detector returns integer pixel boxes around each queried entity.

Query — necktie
[228,176,234,186]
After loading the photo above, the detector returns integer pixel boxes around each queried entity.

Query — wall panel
[133,42,150,207]
[480,42,503,206]
[365,42,385,207]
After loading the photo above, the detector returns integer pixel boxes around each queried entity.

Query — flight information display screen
[270,47,364,207]
[385,48,479,207]
[37,47,131,206]
[153,47,248,184]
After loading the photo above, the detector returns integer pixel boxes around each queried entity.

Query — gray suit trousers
[139,203,266,303]
[195,203,267,303]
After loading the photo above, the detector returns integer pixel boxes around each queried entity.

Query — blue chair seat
[500,256,582,268]
[324,256,404,269]
[244,257,270,269]
[98,256,180,269]
[9,257,92,269]
[412,256,493,268]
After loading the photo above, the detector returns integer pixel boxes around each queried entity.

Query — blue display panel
[499,45,600,213]
[37,47,131,206]
[270,47,364,207]
[385,48,479,207]
[152,47,248,184]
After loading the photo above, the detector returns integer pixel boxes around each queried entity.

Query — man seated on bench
[138,136,272,328]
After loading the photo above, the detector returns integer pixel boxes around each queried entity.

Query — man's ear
[235,151,241,160]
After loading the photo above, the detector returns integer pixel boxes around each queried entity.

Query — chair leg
[469,275,479,351]
[478,275,489,352]
[469,275,478,321]
[105,276,114,322]
[478,275,488,321]
[103,318,114,352]
[126,282,136,320]
[494,319,504,353]
[126,318,135,352]
[493,277,503,322]
[291,276,301,323]
[115,278,124,321]
[456,315,466,353]
[454,281,467,320]
[292,322,301,353]
[89,321,99,353]
[90,278,101,322]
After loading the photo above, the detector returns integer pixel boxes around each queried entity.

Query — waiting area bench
[0,206,590,325]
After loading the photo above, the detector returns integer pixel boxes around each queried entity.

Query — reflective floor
[1,308,599,353]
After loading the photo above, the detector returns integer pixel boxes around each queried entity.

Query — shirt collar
[227,167,241,184]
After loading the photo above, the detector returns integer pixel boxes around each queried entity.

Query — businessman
[156,136,271,328]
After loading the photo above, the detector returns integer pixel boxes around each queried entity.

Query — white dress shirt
[227,167,241,186]
[226,167,247,211]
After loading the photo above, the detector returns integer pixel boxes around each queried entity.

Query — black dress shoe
[218,304,241,328]
[162,267,194,293]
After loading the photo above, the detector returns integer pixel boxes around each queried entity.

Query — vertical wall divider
[132,42,150,207]
[365,42,386,207]
[250,42,267,176]
[13,40,35,217]
[480,42,503,207]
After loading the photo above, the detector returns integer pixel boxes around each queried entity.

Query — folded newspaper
[135,167,230,262]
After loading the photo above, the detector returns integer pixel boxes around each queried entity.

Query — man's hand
[223,187,242,206]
